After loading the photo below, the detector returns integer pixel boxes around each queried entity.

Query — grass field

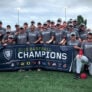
[0,70,92,92]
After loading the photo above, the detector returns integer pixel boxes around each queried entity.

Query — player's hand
[40,41,44,43]
[76,54,82,59]
[0,33,2,36]
[34,41,37,44]
[3,43,7,46]
[26,42,30,44]
[15,32,19,35]
[46,41,50,44]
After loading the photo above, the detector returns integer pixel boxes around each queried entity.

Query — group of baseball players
[0,18,92,79]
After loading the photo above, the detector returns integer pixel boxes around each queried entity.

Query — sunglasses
[87,37,92,39]
[71,34,76,36]
[8,37,13,39]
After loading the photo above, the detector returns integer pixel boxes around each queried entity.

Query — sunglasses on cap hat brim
[8,37,13,39]
[88,32,92,35]
[69,25,73,27]
[71,34,76,36]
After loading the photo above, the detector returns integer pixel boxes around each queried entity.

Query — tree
[77,15,87,26]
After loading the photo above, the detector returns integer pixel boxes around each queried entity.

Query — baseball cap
[68,23,73,26]
[0,21,2,24]
[70,32,76,36]
[57,18,62,22]
[47,20,50,22]
[8,35,14,39]
[56,24,60,27]
[20,27,24,30]
[15,24,19,27]
[31,21,35,24]
[79,23,85,27]
[37,22,42,25]
[24,22,28,25]
[88,31,92,35]
[51,21,55,24]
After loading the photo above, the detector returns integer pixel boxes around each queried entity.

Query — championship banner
[0,44,75,72]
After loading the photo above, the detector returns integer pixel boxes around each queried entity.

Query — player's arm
[34,36,42,44]
[46,35,54,44]
[2,39,8,44]
[59,38,66,45]
[74,46,81,50]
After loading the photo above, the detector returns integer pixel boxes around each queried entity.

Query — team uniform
[76,41,92,75]
[27,30,41,44]
[66,31,79,41]
[67,34,81,72]
[0,27,6,43]
[54,29,66,44]
[75,32,92,77]
[15,32,28,44]
[67,39,81,55]
[41,28,54,44]
[78,29,88,41]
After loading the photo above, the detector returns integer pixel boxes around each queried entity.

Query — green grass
[0,70,92,92]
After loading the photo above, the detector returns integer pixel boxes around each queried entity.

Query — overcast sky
[0,0,92,30]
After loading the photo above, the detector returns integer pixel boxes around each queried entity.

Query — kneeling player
[75,32,92,78]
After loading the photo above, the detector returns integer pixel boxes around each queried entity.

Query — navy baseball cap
[20,27,24,30]
[0,21,2,24]
[15,24,19,27]
[37,22,42,25]
[31,21,35,24]
[24,22,28,25]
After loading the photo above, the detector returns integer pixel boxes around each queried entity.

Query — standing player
[54,24,66,45]
[23,22,29,32]
[2,25,12,44]
[15,27,28,44]
[27,25,42,71]
[27,25,41,44]
[35,22,43,32]
[0,21,6,43]
[46,20,51,29]
[67,33,81,73]
[12,24,20,36]
[75,32,92,78]
[78,23,88,42]
[66,24,79,41]
[40,23,54,44]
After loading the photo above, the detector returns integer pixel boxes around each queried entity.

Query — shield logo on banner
[3,49,13,60]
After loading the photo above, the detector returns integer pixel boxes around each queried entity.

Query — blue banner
[0,44,75,72]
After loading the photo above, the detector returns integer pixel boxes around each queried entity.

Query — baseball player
[0,21,6,43]
[27,25,41,44]
[75,32,92,78]
[2,25,12,44]
[15,27,28,44]
[40,23,54,44]
[66,23,79,40]
[78,23,88,42]
[54,24,66,45]
[3,35,15,46]
[67,33,81,73]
